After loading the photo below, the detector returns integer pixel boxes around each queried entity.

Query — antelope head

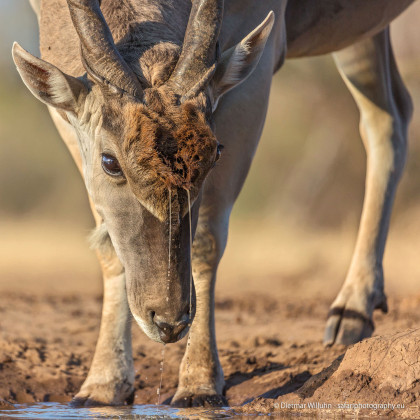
[12,0,274,343]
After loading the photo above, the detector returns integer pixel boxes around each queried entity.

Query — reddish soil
[1,291,420,417]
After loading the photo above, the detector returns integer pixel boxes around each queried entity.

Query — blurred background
[1,1,420,302]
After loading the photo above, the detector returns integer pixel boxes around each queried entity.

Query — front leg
[71,226,134,406]
[171,210,227,407]
[171,10,283,404]
[47,107,134,406]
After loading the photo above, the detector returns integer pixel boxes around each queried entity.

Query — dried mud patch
[241,329,420,418]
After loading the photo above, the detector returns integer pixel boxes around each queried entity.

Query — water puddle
[1,402,237,419]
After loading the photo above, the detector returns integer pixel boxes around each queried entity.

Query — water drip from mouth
[156,190,171,406]
[185,189,193,388]
[167,188,172,302]
[187,189,193,324]
[156,344,166,405]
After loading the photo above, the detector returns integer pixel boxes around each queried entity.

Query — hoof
[171,393,228,408]
[69,397,106,407]
[323,307,374,346]
[70,386,134,407]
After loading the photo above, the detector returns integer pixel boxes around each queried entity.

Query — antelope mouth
[132,312,192,344]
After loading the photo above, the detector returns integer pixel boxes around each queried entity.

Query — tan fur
[323,28,413,345]
[40,0,190,79]
[15,0,416,409]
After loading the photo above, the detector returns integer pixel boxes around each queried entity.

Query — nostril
[150,311,156,321]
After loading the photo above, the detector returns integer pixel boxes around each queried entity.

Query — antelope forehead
[123,103,217,172]
[116,104,218,222]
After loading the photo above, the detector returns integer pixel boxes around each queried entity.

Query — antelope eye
[101,153,124,177]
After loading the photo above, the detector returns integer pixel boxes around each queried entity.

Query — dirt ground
[1,217,420,417]
[1,292,420,417]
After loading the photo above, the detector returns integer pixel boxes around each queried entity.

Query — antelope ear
[12,42,87,113]
[210,11,275,111]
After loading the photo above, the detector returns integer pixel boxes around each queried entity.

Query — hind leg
[324,28,413,345]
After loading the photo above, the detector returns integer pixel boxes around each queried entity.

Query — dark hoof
[69,397,106,407]
[69,389,134,407]
[323,307,374,346]
[171,393,228,408]
[125,389,135,405]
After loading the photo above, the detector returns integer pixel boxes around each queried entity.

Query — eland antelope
[14,0,415,407]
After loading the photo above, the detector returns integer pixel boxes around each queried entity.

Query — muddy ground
[1,219,420,417]
[1,291,420,417]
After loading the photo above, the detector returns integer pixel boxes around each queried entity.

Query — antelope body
[15,0,415,407]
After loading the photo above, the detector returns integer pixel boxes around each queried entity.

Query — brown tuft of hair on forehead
[122,88,217,192]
